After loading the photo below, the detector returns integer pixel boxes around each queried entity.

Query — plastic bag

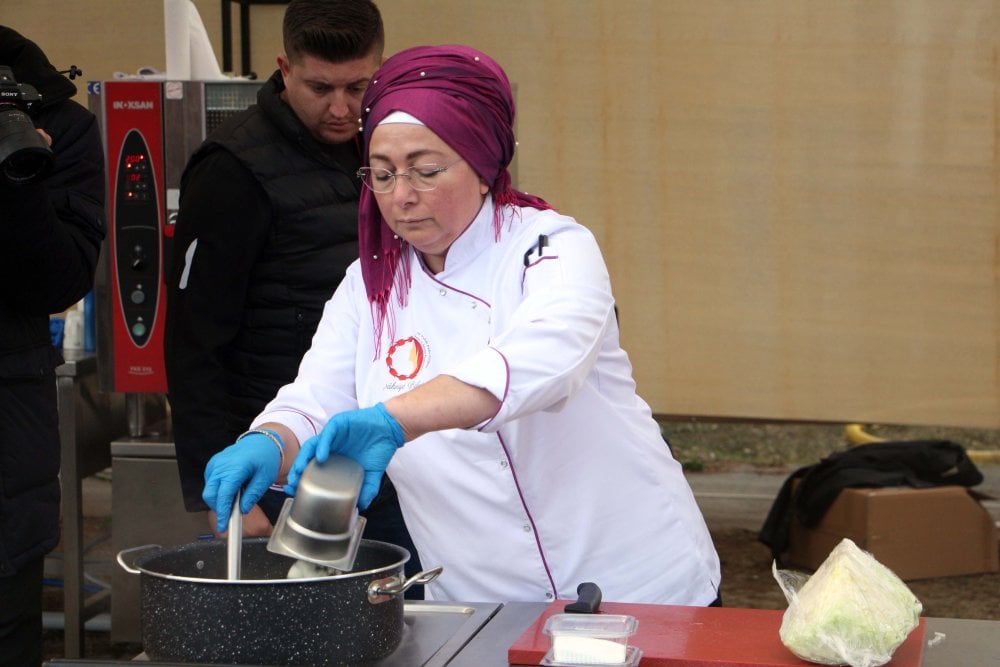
[773,538,922,667]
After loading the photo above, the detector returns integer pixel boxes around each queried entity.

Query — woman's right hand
[202,433,281,534]
[285,403,404,509]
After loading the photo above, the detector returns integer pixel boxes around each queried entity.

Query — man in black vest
[165,0,420,584]
[0,25,105,666]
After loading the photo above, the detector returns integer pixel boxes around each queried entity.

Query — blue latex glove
[285,403,404,509]
[203,433,281,534]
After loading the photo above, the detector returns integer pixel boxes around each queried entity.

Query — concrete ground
[687,462,1000,531]
[72,459,1000,542]
[74,460,1000,533]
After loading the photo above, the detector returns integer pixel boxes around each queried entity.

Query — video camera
[0,65,54,185]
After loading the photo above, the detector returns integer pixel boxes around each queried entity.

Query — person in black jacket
[0,25,105,667]
[164,0,420,585]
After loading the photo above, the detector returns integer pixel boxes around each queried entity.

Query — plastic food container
[541,614,641,666]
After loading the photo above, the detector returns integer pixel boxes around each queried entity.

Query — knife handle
[564,581,602,613]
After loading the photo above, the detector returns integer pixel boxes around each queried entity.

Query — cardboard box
[785,485,999,580]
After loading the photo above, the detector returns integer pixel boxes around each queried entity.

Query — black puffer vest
[185,71,361,430]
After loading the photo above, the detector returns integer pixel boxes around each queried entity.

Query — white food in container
[552,635,627,664]
[541,613,640,666]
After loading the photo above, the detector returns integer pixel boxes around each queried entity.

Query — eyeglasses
[356,159,464,194]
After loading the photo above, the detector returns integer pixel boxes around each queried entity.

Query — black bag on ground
[758,440,983,562]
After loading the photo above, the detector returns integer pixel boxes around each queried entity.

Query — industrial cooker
[42,600,502,666]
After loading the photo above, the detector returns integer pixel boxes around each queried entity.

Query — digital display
[124,154,146,170]
[127,173,143,182]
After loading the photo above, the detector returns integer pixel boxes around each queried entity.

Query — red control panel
[103,82,167,393]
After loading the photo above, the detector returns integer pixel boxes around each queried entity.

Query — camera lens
[2,145,53,184]
[0,106,54,185]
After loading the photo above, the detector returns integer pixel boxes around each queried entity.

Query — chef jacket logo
[385,335,427,380]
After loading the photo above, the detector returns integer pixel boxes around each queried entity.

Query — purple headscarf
[357,44,552,347]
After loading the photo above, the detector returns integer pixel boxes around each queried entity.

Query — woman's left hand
[285,403,404,508]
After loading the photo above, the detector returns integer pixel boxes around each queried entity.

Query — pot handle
[116,544,163,574]
[368,566,443,603]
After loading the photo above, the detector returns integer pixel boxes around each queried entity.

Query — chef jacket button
[499,460,508,468]
[439,289,446,296]
[522,524,531,532]
[545,591,554,600]
[471,302,477,309]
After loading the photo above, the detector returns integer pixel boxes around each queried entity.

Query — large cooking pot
[117,538,441,666]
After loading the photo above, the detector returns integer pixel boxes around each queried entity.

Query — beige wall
[6,1,999,428]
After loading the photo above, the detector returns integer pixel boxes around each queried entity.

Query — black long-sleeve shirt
[164,72,362,512]
[164,149,273,509]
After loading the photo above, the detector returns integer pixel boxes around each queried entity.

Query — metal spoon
[226,490,242,580]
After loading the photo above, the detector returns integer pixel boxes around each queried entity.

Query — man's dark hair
[283,0,384,64]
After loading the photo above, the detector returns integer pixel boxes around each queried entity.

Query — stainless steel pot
[117,538,441,666]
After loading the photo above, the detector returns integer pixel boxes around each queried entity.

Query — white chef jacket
[253,198,721,605]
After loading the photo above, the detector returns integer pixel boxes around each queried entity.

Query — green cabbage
[773,538,922,667]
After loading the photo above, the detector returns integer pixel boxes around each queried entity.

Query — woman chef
[203,44,722,606]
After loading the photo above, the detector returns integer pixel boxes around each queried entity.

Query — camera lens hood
[0,106,54,185]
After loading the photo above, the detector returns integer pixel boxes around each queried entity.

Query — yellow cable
[844,423,885,446]
[968,450,1000,464]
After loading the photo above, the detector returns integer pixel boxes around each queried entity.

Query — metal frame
[221,1,290,77]
[54,351,125,657]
